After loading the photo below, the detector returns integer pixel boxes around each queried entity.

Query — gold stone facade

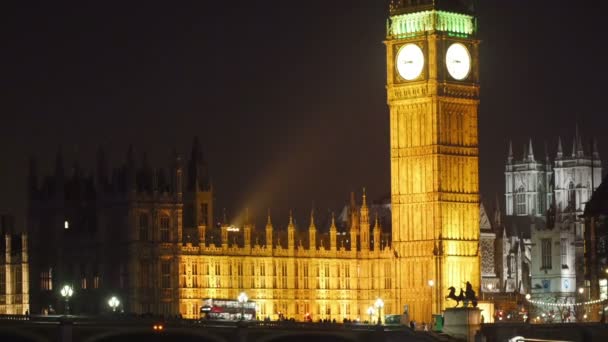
[386,1,481,322]
[178,195,396,321]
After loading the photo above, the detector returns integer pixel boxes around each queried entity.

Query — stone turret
[287,211,295,253]
[309,209,317,250]
[265,210,273,250]
[360,189,370,251]
[330,213,337,252]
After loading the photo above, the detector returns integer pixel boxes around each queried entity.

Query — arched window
[139,213,149,241]
[567,182,576,210]
[537,184,545,215]
[160,215,170,242]
[516,186,526,215]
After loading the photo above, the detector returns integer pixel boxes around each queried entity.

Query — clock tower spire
[386,1,480,322]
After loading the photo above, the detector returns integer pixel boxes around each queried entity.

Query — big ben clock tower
[386,0,480,322]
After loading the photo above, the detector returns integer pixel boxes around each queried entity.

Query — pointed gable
[480,202,493,233]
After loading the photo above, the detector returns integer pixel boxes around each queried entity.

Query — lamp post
[60,285,74,315]
[375,298,384,325]
[428,280,435,318]
[524,294,531,323]
[238,292,248,320]
[108,296,120,313]
[367,306,374,324]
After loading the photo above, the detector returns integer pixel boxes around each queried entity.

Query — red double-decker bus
[200,298,257,320]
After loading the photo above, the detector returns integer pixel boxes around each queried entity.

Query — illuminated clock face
[445,43,471,80]
[396,43,424,81]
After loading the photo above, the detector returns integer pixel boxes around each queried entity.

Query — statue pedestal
[442,307,481,342]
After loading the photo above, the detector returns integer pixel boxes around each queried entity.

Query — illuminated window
[385,263,392,289]
[80,264,87,289]
[0,271,5,295]
[161,262,171,289]
[160,216,170,242]
[15,265,22,294]
[238,263,243,289]
[281,263,287,289]
[139,214,149,241]
[303,264,309,289]
[92,265,100,289]
[516,186,526,215]
[345,265,350,290]
[40,268,53,290]
[541,239,552,270]
[93,275,100,289]
[64,220,69,229]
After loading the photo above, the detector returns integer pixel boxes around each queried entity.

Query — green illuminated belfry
[389,0,474,15]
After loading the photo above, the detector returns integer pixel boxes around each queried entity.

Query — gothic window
[14,265,22,294]
[282,263,287,289]
[303,264,309,289]
[0,271,5,295]
[384,263,392,289]
[541,238,552,270]
[160,215,170,242]
[40,267,53,290]
[139,213,149,241]
[567,182,576,210]
[561,238,568,268]
[516,186,526,215]
[237,262,243,289]
[345,265,350,290]
[537,184,546,215]
[161,262,171,289]
[80,264,87,289]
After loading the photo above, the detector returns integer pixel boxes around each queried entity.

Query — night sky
[1,1,607,229]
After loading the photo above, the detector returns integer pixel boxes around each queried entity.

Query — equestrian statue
[446,281,478,308]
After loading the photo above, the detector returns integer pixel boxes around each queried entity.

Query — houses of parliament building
[20,0,482,323]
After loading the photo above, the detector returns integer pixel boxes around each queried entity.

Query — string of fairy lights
[525,296,607,307]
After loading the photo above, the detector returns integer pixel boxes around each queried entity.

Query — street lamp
[367,306,374,324]
[237,292,248,320]
[579,287,584,294]
[60,285,74,315]
[428,280,434,287]
[108,296,120,313]
[375,298,384,325]
[524,294,531,322]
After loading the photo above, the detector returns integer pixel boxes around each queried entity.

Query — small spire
[362,187,367,207]
[576,130,585,157]
[592,138,600,159]
[544,141,550,163]
[528,138,535,161]
[556,137,563,159]
[507,141,513,164]
[289,210,294,226]
[330,212,336,230]
[267,209,272,226]
[571,130,577,158]
[309,208,316,230]
[374,211,380,230]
